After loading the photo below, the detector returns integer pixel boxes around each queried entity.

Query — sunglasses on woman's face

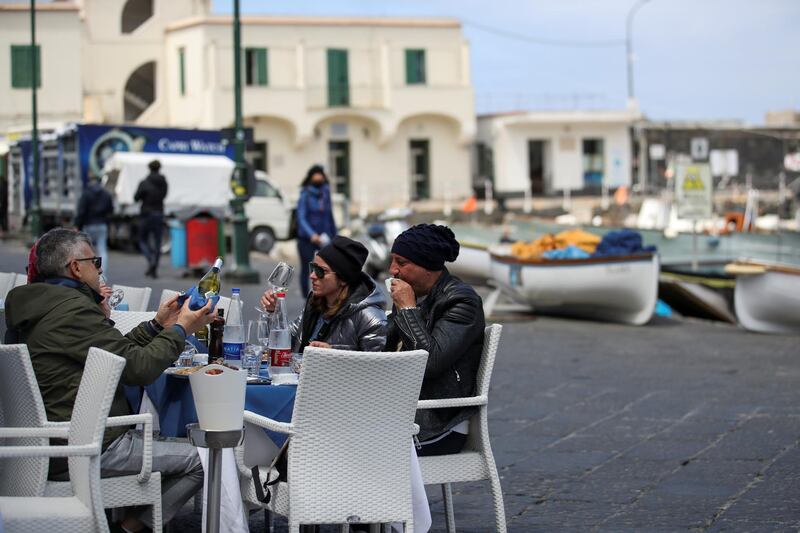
[66,256,102,270]
[308,262,330,278]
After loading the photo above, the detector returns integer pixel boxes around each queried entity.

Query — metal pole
[29,0,41,239]
[227,0,259,283]
[205,447,223,533]
[626,0,652,104]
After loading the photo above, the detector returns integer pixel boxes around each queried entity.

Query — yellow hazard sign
[676,163,712,219]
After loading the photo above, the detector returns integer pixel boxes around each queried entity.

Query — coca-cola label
[223,342,245,361]
[269,348,292,367]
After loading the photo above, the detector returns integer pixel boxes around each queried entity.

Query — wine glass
[268,261,294,293]
[255,262,295,315]
[99,274,125,309]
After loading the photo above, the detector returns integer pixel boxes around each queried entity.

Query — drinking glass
[291,352,303,374]
[176,342,197,368]
[243,344,262,377]
[268,262,295,293]
[248,318,271,351]
[99,274,125,309]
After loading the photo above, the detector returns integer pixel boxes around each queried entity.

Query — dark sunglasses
[308,262,330,278]
[66,256,102,269]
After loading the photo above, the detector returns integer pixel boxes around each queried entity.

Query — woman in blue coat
[296,165,337,295]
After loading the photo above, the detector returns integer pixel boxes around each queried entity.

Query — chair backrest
[113,284,152,312]
[0,272,18,300]
[67,347,125,514]
[288,347,428,525]
[159,289,181,305]
[0,344,49,496]
[13,273,27,287]
[110,310,157,335]
[466,324,503,452]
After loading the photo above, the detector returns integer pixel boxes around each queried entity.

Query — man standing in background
[135,159,168,278]
[75,174,114,274]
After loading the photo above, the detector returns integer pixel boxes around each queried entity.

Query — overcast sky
[215,0,800,124]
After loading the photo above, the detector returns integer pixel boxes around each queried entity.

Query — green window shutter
[178,47,186,96]
[327,49,349,107]
[257,48,268,86]
[405,49,425,85]
[11,44,40,89]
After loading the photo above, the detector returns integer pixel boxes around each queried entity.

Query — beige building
[476,110,640,197]
[0,1,475,211]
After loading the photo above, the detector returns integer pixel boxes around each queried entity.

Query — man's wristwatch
[149,318,164,332]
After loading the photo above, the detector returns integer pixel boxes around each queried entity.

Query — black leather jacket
[386,269,485,441]
[134,172,168,215]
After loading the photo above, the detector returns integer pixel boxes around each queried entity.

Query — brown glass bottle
[208,308,225,360]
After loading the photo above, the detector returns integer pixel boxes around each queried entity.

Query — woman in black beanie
[260,236,387,353]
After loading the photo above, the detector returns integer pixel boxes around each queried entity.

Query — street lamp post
[626,0,652,105]
[29,0,42,239]
[226,0,259,284]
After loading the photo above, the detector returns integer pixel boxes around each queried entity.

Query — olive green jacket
[5,278,184,452]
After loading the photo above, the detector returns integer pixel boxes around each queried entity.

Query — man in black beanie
[386,224,485,456]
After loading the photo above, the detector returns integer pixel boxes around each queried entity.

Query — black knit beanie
[391,224,460,271]
[317,236,369,286]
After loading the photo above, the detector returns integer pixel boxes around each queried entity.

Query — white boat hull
[734,271,800,335]
[450,244,491,284]
[489,253,660,326]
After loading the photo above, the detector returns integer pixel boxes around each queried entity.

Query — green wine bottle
[195,257,223,342]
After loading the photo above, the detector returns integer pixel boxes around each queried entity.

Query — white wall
[481,115,633,195]
[0,9,83,131]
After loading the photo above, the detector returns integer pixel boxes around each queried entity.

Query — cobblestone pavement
[2,239,799,532]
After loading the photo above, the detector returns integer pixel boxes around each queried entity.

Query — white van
[104,152,292,253]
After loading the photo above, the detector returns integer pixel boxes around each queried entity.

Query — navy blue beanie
[391,224,460,271]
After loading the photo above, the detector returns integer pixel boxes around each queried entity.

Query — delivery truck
[6,123,292,253]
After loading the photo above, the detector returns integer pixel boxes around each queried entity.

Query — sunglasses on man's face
[308,262,330,278]
[66,256,102,270]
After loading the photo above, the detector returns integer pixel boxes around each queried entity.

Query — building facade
[476,110,639,197]
[0,1,475,211]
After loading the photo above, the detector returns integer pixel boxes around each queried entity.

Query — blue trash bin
[169,219,187,268]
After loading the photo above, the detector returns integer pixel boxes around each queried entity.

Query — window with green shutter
[178,47,186,96]
[11,44,41,89]
[405,49,426,85]
[245,48,268,86]
[327,49,349,107]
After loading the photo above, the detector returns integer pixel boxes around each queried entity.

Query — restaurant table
[125,372,431,533]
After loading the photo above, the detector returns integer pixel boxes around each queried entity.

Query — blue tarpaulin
[592,229,657,257]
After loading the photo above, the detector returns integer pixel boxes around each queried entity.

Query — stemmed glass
[254,262,295,315]
[99,274,125,309]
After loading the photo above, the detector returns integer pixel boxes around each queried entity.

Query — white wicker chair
[0,272,20,300]
[417,324,506,533]
[0,347,126,532]
[109,310,157,335]
[0,344,164,531]
[240,347,429,532]
[159,289,181,305]
[113,284,152,312]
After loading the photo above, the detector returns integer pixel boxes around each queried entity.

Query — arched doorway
[123,61,155,122]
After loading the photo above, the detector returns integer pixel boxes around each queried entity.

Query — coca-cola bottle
[267,292,292,374]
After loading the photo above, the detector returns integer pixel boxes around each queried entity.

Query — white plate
[270,373,299,386]
[163,367,192,378]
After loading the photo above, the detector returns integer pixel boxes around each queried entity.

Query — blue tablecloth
[125,373,296,446]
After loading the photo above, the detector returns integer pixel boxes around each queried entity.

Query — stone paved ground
[2,238,799,532]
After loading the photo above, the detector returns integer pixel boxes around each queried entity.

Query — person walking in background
[296,164,336,295]
[135,159,168,278]
[75,174,114,274]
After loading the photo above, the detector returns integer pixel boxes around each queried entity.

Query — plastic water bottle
[267,292,292,375]
[223,288,245,368]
